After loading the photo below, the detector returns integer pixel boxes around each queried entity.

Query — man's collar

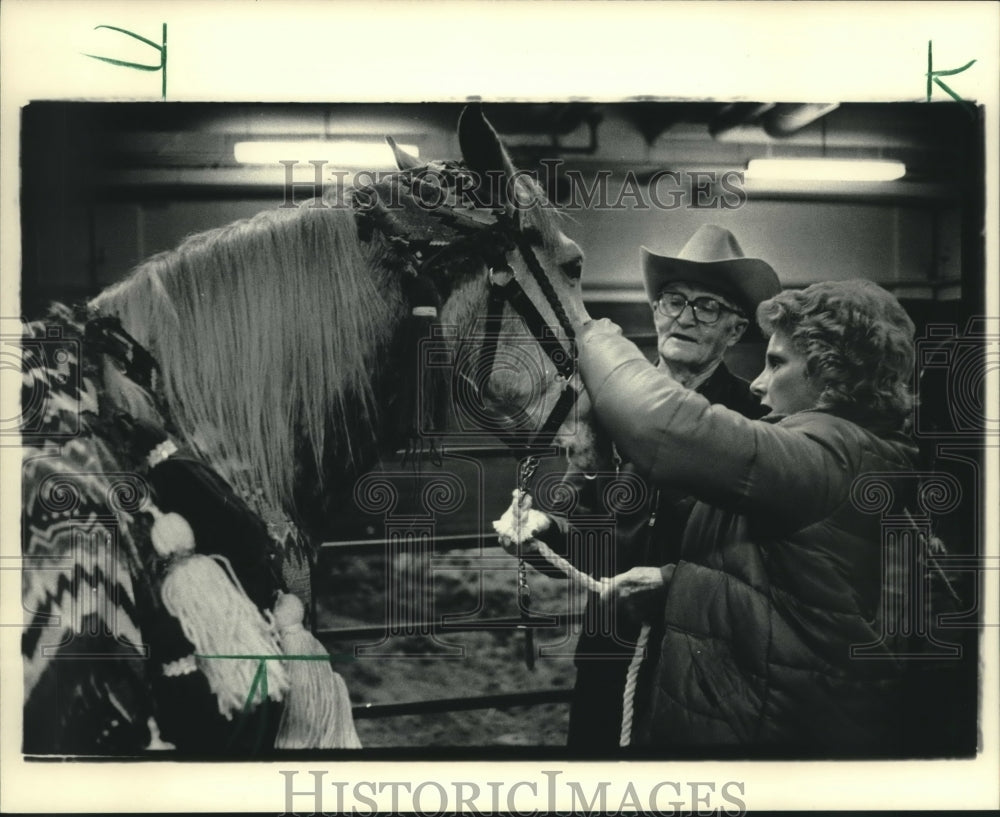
[696,361,740,398]
[656,357,723,392]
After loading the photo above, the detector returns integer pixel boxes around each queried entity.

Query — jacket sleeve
[576,320,855,527]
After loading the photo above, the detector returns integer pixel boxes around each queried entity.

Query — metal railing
[315,517,585,723]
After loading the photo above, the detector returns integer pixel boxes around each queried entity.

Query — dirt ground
[315,548,586,747]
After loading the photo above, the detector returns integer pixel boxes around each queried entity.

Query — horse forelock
[90,205,405,522]
[342,161,559,288]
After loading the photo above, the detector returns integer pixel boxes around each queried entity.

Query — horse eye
[521,227,544,247]
[561,257,583,281]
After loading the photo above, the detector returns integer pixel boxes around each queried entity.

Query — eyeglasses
[654,291,744,325]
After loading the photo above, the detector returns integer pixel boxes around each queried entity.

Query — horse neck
[289,268,455,539]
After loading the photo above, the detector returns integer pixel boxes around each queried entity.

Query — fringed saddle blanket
[20,304,359,754]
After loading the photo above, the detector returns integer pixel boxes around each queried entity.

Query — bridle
[352,168,582,461]
[471,214,580,457]
[475,217,584,670]
[356,165,583,670]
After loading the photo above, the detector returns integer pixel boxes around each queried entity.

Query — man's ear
[727,316,749,347]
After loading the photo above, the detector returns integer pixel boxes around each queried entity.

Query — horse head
[359,106,603,474]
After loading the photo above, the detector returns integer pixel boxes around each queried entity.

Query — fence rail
[315,444,583,727]
[352,689,573,720]
[316,613,583,643]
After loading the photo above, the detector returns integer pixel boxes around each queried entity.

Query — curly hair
[756,280,915,424]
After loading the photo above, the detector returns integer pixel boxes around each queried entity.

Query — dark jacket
[576,320,919,754]
[535,360,765,751]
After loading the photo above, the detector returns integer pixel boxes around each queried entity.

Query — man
[497,224,780,750]
[571,279,920,753]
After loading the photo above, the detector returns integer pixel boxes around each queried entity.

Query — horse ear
[458,105,518,211]
[386,136,422,171]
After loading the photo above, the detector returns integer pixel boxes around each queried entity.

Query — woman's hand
[577,317,623,341]
[600,564,675,621]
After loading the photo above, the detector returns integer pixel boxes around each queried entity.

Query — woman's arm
[576,320,853,524]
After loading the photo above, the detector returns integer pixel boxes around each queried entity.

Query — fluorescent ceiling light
[745,158,906,182]
[233,140,419,167]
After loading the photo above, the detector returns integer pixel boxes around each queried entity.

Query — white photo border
[1,1,997,813]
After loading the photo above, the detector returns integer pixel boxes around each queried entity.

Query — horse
[19,107,600,754]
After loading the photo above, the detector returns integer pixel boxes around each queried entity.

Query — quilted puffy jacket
[528,362,765,751]
[577,320,919,754]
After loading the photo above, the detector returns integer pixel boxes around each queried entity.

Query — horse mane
[90,204,404,519]
[89,160,569,523]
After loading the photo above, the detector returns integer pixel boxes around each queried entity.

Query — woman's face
[750,330,823,417]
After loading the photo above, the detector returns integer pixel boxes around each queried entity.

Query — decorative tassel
[273,592,361,749]
[149,504,289,720]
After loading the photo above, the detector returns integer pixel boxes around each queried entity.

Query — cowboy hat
[642,224,781,315]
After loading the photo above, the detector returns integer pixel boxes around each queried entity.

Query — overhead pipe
[709,102,840,141]
[761,103,840,137]
[707,103,776,138]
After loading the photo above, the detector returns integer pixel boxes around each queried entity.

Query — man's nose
[674,302,699,326]
[750,371,767,398]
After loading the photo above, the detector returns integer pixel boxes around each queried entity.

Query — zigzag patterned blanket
[20,304,290,754]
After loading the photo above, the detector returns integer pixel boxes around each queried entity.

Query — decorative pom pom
[150,511,196,558]
[273,592,361,749]
[159,551,289,719]
[273,592,306,633]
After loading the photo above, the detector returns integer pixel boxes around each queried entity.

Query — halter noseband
[479,240,580,456]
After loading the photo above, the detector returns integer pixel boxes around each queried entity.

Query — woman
[573,279,920,754]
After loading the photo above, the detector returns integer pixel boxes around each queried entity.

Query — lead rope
[527,534,651,748]
[517,450,652,749]
[619,624,651,747]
